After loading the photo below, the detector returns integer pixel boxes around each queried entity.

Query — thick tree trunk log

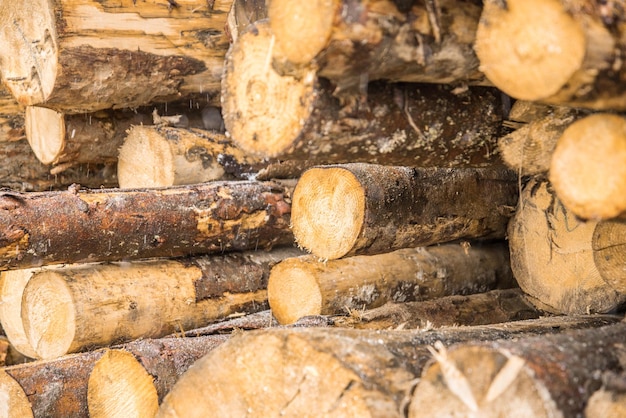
[585,372,626,418]
[87,350,159,418]
[0,0,231,113]
[498,101,584,176]
[117,125,261,188]
[2,334,229,418]
[20,247,301,359]
[268,243,514,324]
[0,84,24,142]
[222,20,507,162]
[0,139,118,191]
[156,315,621,418]
[410,321,626,417]
[343,289,544,330]
[268,0,489,92]
[24,102,210,171]
[291,163,518,260]
[550,113,626,220]
[0,180,293,270]
[508,179,626,314]
[475,0,626,110]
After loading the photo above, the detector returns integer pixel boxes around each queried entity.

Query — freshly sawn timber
[268,243,514,324]
[291,163,518,259]
[222,20,506,163]
[156,315,622,417]
[0,181,293,270]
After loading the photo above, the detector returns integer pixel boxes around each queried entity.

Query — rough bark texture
[342,289,544,330]
[0,84,25,142]
[2,334,229,418]
[476,0,626,110]
[410,321,626,417]
[0,139,118,191]
[508,178,626,314]
[222,20,507,162]
[0,181,293,270]
[291,163,518,259]
[499,101,585,176]
[269,0,489,92]
[550,113,626,220]
[25,101,210,171]
[268,243,514,324]
[117,125,261,188]
[0,0,232,113]
[20,247,301,359]
[156,315,622,418]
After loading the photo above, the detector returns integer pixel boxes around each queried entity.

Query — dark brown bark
[0,181,293,270]
[0,85,24,142]
[292,163,518,259]
[222,21,507,163]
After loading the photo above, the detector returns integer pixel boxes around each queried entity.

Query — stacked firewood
[0,0,625,417]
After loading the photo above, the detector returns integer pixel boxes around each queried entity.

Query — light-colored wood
[20,247,300,359]
[0,370,33,418]
[0,181,293,270]
[2,334,228,418]
[117,125,261,188]
[0,0,231,113]
[550,113,626,220]
[156,316,622,418]
[499,102,582,176]
[410,322,626,417]
[476,0,626,109]
[222,21,506,163]
[269,0,489,91]
[268,243,513,324]
[88,349,159,418]
[0,268,40,358]
[291,163,517,260]
[585,372,626,418]
[508,179,626,314]
[341,289,543,330]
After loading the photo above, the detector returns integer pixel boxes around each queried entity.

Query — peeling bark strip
[2,335,229,418]
[19,247,300,360]
[0,0,232,113]
[0,181,293,270]
[269,0,489,91]
[268,243,514,324]
[291,163,518,260]
[222,20,506,163]
[476,0,626,109]
[410,322,626,417]
[156,316,622,417]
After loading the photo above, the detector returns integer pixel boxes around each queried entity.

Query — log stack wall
[0,0,624,417]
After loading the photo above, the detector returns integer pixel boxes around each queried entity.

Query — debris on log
[222,20,506,163]
[268,243,514,324]
[508,178,626,314]
[550,113,626,220]
[475,0,626,109]
[0,180,293,270]
[291,163,518,259]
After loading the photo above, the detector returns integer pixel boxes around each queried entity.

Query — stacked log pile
[0,0,624,417]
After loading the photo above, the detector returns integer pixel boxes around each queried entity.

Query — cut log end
[268,257,323,324]
[550,113,626,220]
[22,271,75,360]
[475,0,585,101]
[292,166,365,260]
[25,106,65,165]
[268,0,338,65]
[0,370,34,418]
[222,20,317,157]
[0,269,38,358]
[0,1,57,106]
[88,349,159,418]
[409,345,555,417]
